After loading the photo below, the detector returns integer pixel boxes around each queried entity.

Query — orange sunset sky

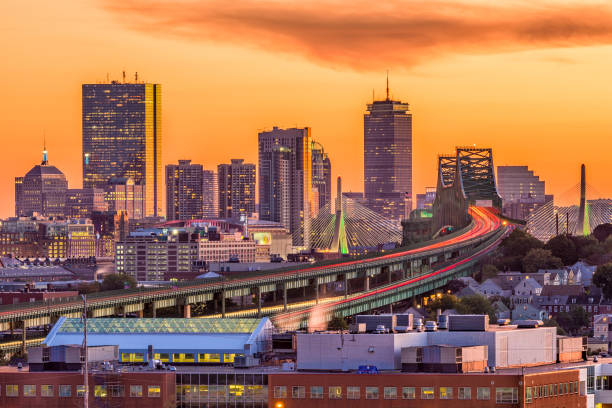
[1,0,612,218]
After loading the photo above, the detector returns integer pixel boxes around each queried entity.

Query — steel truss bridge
[0,147,508,353]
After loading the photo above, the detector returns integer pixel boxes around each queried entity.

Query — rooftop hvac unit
[233,355,260,368]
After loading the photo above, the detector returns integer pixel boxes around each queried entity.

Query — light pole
[81,294,88,408]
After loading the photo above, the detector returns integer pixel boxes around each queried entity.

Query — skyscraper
[15,147,68,218]
[217,159,256,219]
[82,79,162,217]
[311,140,332,213]
[258,127,312,248]
[65,188,107,219]
[497,166,547,221]
[202,170,218,218]
[166,160,204,221]
[364,81,412,220]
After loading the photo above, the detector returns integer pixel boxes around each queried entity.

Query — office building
[15,148,67,218]
[104,177,146,219]
[64,188,107,219]
[416,187,437,212]
[217,159,256,219]
[166,160,204,221]
[202,169,218,218]
[364,85,412,220]
[82,79,162,216]
[311,140,332,212]
[258,127,312,249]
[198,239,256,264]
[497,166,547,221]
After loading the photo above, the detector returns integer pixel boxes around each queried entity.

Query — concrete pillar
[257,287,262,317]
[388,269,393,284]
[273,289,277,303]
[139,309,144,318]
[283,284,288,312]
[365,276,370,291]
[315,282,319,305]
[344,275,349,299]
[221,289,226,318]
[21,322,26,355]
[152,305,156,318]
[183,304,191,319]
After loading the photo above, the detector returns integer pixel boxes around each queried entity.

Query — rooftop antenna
[122,70,126,83]
[386,70,389,101]
[135,72,138,82]
[106,72,109,83]
[42,132,48,165]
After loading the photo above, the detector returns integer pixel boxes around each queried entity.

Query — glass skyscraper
[311,140,332,213]
[364,93,412,220]
[82,81,162,217]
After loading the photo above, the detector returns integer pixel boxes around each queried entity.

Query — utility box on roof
[448,314,489,331]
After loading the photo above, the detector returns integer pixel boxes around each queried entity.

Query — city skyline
[2,1,612,219]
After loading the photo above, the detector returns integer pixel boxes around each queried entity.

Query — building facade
[311,140,332,213]
[64,188,107,219]
[364,93,412,220]
[15,149,68,218]
[82,81,162,216]
[258,127,312,249]
[497,166,547,221]
[217,159,256,219]
[198,239,256,263]
[104,177,146,219]
[166,160,204,221]
[202,169,218,218]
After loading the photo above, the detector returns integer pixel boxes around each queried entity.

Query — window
[77,385,86,397]
[477,387,490,400]
[130,385,143,397]
[574,381,579,394]
[110,385,125,397]
[95,385,107,398]
[458,387,471,400]
[310,386,323,399]
[384,387,397,399]
[554,384,558,396]
[148,385,161,398]
[366,387,379,399]
[526,387,532,403]
[329,386,342,399]
[543,384,548,397]
[41,385,54,397]
[564,383,569,394]
[347,386,360,399]
[549,384,553,396]
[496,387,518,404]
[440,387,453,399]
[292,386,305,399]
[59,385,71,397]
[402,387,416,399]
[24,385,36,397]
[274,386,287,398]
[421,387,434,399]
[6,385,18,397]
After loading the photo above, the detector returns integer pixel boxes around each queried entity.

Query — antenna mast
[82,294,89,408]
[386,70,389,101]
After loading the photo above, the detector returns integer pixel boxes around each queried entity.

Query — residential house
[512,278,543,306]
[492,300,511,320]
[569,261,597,286]
[478,278,510,297]
[511,303,547,321]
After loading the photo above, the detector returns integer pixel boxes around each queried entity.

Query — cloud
[100,0,612,70]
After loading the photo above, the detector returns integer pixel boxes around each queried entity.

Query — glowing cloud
[101,0,612,70]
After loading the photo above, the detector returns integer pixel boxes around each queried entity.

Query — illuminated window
[329,386,342,399]
[198,353,220,363]
[421,387,434,399]
[148,385,161,398]
[274,386,287,398]
[440,387,453,399]
[6,385,18,397]
[477,387,490,400]
[292,386,305,399]
[384,387,397,399]
[41,385,54,397]
[310,386,323,399]
[59,385,71,397]
[402,387,415,399]
[24,385,36,397]
[95,385,107,398]
[77,385,86,397]
[526,387,533,403]
[223,353,236,363]
[173,353,195,363]
[347,386,360,399]
[458,387,471,400]
[154,353,169,362]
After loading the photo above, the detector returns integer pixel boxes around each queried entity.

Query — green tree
[78,281,101,294]
[101,273,137,291]
[327,316,348,331]
[455,294,497,321]
[542,318,567,336]
[500,230,543,258]
[593,263,612,299]
[544,235,577,265]
[480,264,500,282]
[554,306,589,335]
[522,248,563,274]
[426,294,459,316]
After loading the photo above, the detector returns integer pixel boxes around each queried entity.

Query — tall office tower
[202,170,218,218]
[497,166,546,221]
[166,160,204,221]
[65,188,107,219]
[15,147,68,218]
[217,159,256,219]
[104,177,146,219]
[258,127,312,249]
[82,79,162,217]
[364,81,412,220]
[311,140,332,213]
